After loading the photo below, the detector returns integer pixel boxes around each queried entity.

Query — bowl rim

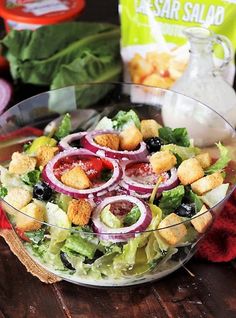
[1,82,236,234]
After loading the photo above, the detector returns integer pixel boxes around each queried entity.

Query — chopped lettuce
[25,228,46,244]
[159,185,185,215]
[21,170,41,186]
[95,116,113,130]
[159,127,190,147]
[205,143,231,174]
[161,144,200,160]
[123,206,141,226]
[54,113,72,140]
[45,202,71,253]
[201,183,229,208]
[0,186,8,198]
[64,235,97,259]
[100,205,122,228]
[112,110,141,130]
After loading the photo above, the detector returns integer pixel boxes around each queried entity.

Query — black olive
[84,250,104,264]
[60,252,75,270]
[70,139,81,148]
[33,182,52,201]
[145,137,164,153]
[175,203,196,218]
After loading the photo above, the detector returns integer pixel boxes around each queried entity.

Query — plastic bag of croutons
[119,0,236,90]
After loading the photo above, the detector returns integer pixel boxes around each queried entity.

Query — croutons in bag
[119,0,236,88]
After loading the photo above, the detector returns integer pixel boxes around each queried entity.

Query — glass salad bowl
[0,83,236,288]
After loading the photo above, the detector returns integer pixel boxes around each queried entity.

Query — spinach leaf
[205,142,230,174]
[159,127,190,147]
[21,170,41,186]
[159,185,185,215]
[54,113,71,140]
[0,187,8,198]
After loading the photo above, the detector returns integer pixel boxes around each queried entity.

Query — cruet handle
[213,34,233,72]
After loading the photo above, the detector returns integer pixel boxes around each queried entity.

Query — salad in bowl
[0,83,235,287]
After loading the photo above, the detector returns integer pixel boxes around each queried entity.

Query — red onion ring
[92,195,152,242]
[121,160,179,194]
[42,148,122,199]
[59,132,87,150]
[80,130,148,160]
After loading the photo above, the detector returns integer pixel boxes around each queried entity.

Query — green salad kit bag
[119,0,236,89]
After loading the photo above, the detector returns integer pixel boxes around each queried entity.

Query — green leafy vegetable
[0,186,8,198]
[159,127,190,147]
[21,170,41,186]
[201,183,229,208]
[100,205,122,228]
[64,234,97,259]
[159,185,185,215]
[123,206,141,226]
[100,169,113,182]
[54,113,71,140]
[23,142,31,152]
[112,110,141,130]
[184,188,203,212]
[205,143,231,174]
[2,22,120,85]
[161,144,200,160]
[25,228,46,244]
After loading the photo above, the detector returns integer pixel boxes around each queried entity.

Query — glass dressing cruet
[173,26,236,126]
[162,27,236,147]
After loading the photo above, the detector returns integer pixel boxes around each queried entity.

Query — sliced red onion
[92,195,152,242]
[0,79,12,114]
[59,132,87,150]
[80,130,148,160]
[42,148,122,199]
[121,160,179,194]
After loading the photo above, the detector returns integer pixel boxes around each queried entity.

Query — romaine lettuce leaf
[201,183,229,208]
[184,188,203,212]
[159,127,190,147]
[54,113,71,140]
[205,143,231,174]
[112,110,141,130]
[123,206,141,226]
[159,185,185,215]
[21,170,41,186]
[0,186,7,198]
[45,202,71,253]
[161,144,201,160]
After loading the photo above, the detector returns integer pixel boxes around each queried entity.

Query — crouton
[191,171,224,195]
[140,119,162,140]
[9,152,36,175]
[150,150,176,175]
[36,146,59,167]
[158,213,187,245]
[191,205,212,233]
[195,153,212,169]
[67,199,92,226]
[119,126,143,151]
[16,201,45,231]
[177,158,204,185]
[94,133,119,150]
[4,187,32,210]
[142,73,174,89]
[61,166,90,190]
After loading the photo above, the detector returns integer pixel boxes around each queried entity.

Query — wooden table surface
[0,1,236,317]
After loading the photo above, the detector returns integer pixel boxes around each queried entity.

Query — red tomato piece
[15,228,30,242]
[101,158,114,170]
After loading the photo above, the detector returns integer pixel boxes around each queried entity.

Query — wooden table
[0,1,236,317]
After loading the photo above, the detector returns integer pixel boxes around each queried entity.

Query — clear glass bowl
[0,83,236,287]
